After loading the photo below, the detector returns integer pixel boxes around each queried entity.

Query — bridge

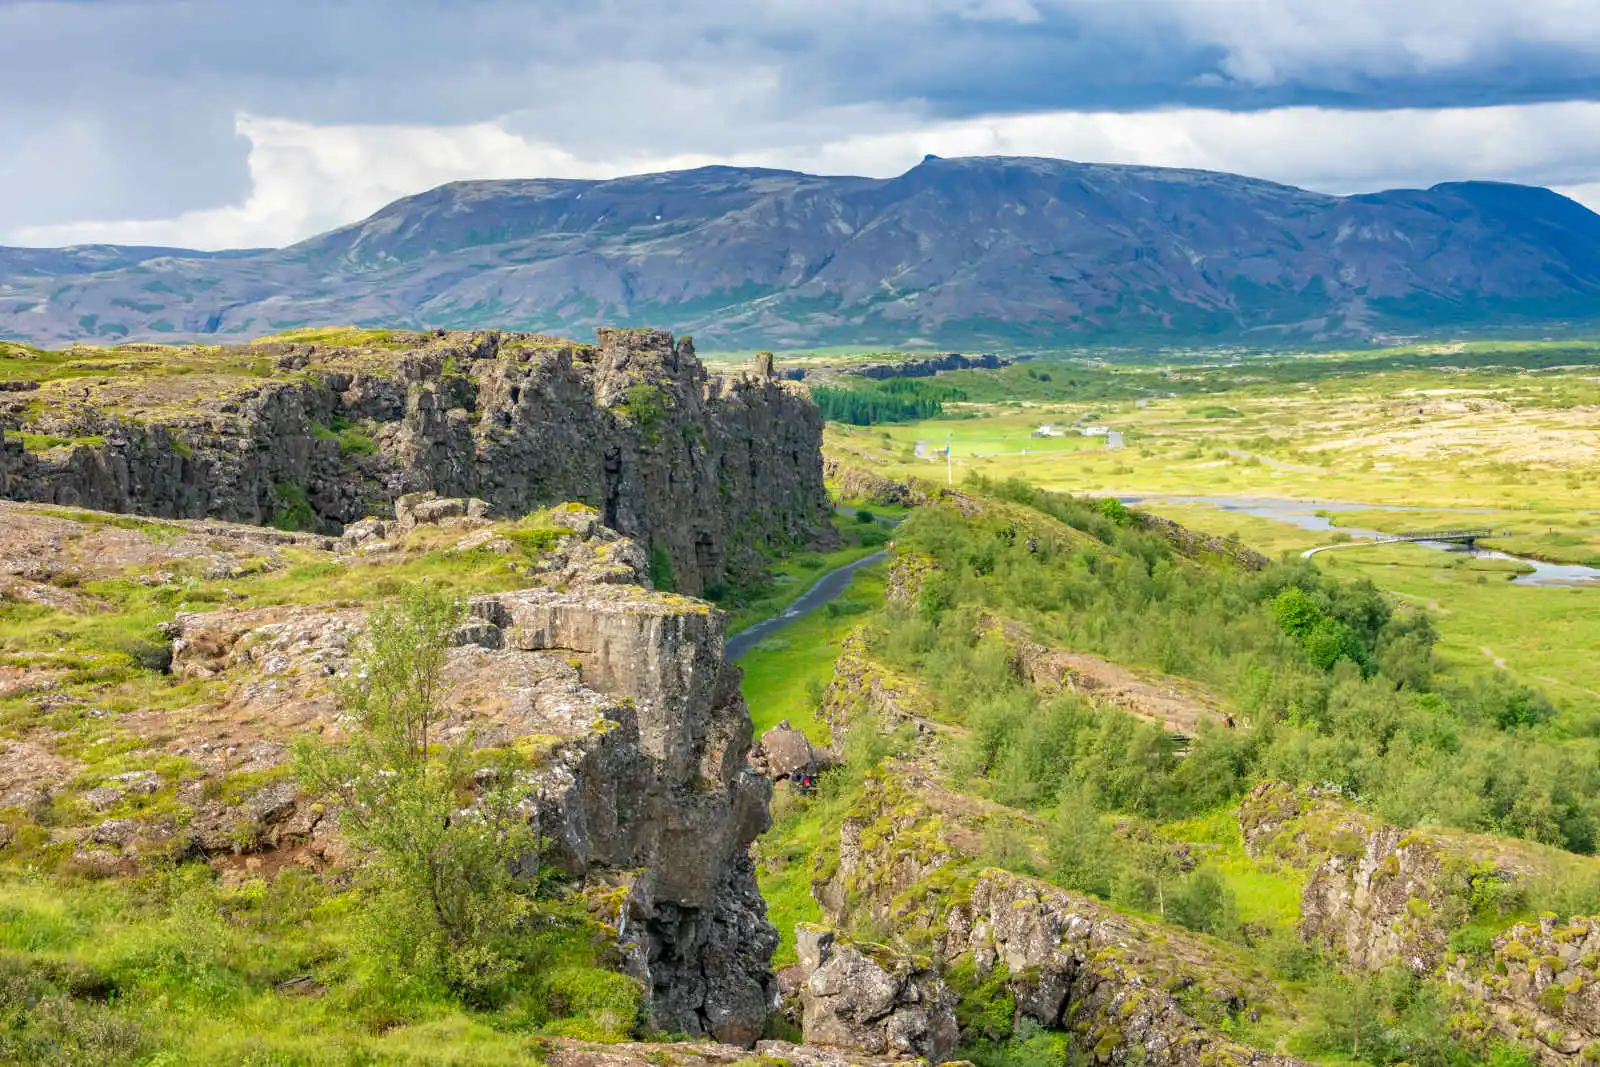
[1302,528,1504,559]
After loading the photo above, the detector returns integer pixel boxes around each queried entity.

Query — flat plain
[824,341,1600,713]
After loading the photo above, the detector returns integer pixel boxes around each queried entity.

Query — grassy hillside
[749,483,1600,1064]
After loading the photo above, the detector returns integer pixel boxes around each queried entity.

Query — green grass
[254,327,409,349]
[0,868,637,1064]
[15,432,106,453]
[736,566,884,744]
[757,791,834,967]
[1161,810,1306,933]
[721,513,890,636]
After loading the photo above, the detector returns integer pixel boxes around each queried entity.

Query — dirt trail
[984,615,1230,736]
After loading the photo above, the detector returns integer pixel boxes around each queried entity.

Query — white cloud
[778,100,1600,197]
[14,100,1600,250]
[11,114,733,249]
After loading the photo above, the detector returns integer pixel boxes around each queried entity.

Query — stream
[726,550,888,661]
[1121,495,1600,587]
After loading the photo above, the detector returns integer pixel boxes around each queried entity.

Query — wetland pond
[1123,496,1600,587]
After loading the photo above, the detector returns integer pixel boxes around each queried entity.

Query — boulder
[796,926,958,1063]
[754,720,820,780]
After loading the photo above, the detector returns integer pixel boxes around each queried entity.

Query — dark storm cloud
[2,0,1598,239]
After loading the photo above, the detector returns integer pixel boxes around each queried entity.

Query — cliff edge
[0,327,834,594]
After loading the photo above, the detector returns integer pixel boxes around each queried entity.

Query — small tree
[295,584,537,1001]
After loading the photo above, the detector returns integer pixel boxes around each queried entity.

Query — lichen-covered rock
[1447,915,1600,1063]
[1,328,835,593]
[1241,781,1600,1064]
[883,556,940,608]
[795,926,959,1062]
[939,871,1302,1067]
[823,461,933,508]
[817,629,939,746]
[812,768,1299,1066]
[544,1037,912,1067]
[1240,781,1537,975]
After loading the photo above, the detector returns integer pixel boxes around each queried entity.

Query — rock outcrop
[1130,511,1270,571]
[545,1037,910,1067]
[1241,781,1600,1064]
[1447,915,1600,1062]
[810,766,1301,1066]
[980,614,1231,735]
[847,352,1009,380]
[0,425,14,498]
[823,460,933,508]
[1241,781,1485,974]
[794,927,959,1063]
[751,720,826,781]
[939,872,1303,1067]
[0,328,834,593]
[0,499,779,1043]
[817,629,939,747]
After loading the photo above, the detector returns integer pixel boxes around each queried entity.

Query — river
[1121,495,1600,587]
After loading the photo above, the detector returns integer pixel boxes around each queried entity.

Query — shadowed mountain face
[4,156,1600,348]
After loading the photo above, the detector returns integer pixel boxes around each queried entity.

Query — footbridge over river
[1302,528,1505,559]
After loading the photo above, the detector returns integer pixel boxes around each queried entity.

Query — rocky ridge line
[0,327,834,594]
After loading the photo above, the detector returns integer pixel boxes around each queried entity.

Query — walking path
[726,551,887,661]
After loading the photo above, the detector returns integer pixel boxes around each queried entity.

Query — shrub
[1168,867,1238,936]
[648,543,675,592]
[270,481,317,532]
[294,584,538,1002]
[617,383,670,439]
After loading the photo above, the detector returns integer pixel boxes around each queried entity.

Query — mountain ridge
[3,155,1599,347]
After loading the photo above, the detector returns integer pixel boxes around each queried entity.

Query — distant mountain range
[4,155,1600,348]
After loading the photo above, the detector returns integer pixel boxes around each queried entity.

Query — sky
[4,0,1600,250]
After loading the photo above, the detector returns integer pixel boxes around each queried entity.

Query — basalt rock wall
[0,328,834,594]
[0,500,779,1043]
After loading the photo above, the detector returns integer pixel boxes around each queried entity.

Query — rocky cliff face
[847,352,1010,381]
[781,352,1009,382]
[794,927,959,1062]
[803,765,1304,1066]
[0,498,778,1042]
[1447,915,1600,1062]
[1241,781,1600,1063]
[0,328,833,594]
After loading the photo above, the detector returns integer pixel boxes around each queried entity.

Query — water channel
[1121,495,1600,587]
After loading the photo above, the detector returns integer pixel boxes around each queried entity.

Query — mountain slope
[4,156,1600,347]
